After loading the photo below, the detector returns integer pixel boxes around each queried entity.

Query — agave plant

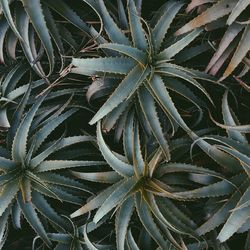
[71,0,215,159]
[183,91,250,247]
[0,0,93,78]
[0,86,105,247]
[69,111,228,250]
[176,0,250,79]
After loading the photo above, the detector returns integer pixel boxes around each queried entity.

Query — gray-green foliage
[0,0,249,249]
[71,0,215,160]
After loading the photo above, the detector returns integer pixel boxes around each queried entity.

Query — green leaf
[156,196,197,232]
[176,43,212,63]
[20,178,31,202]
[135,192,171,249]
[0,180,19,216]
[6,79,32,149]
[206,135,250,157]
[70,180,123,218]
[0,0,23,41]
[2,62,29,97]
[152,1,184,51]
[21,0,54,75]
[90,65,150,125]
[245,231,250,250]
[198,180,248,240]
[99,43,147,65]
[37,172,91,192]
[84,224,98,250]
[123,110,135,164]
[146,193,185,235]
[190,133,242,173]
[42,5,64,68]
[17,192,52,247]
[156,162,223,178]
[11,201,21,229]
[98,0,130,45]
[72,57,136,76]
[71,171,121,184]
[132,120,144,176]
[48,233,71,244]
[94,177,136,223]
[117,0,128,29]
[222,90,247,143]
[156,64,213,104]
[0,108,10,130]
[5,29,18,60]
[43,0,90,34]
[149,74,190,131]
[34,160,105,173]
[217,186,250,242]
[138,86,170,160]
[103,100,131,132]
[33,181,82,204]
[173,174,243,199]
[15,7,44,77]
[127,0,147,50]
[12,93,46,162]
[116,197,135,250]
[158,29,202,59]
[164,77,205,123]
[32,191,68,230]
[0,156,16,172]
[216,145,250,176]
[7,80,43,101]
[96,122,134,177]
[0,19,9,64]
[32,108,78,154]
[54,243,71,250]
[126,229,140,250]
[0,206,10,249]
[30,136,65,168]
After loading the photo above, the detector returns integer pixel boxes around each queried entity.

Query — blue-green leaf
[90,65,150,124]
[96,122,134,177]
[153,1,184,51]
[93,177,136,223]
[99,43,147,65]
[127,0,147,50]
[138,86,170,160]
[72,57,135,76]
[116,197,135,250]
[98,0,130,45]
[12,93,46,162]
[17,192,52,247]
[21,0,54,75]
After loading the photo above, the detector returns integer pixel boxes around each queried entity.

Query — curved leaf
[21,0,54,75]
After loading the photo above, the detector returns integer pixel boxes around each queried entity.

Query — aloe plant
[69,113,228,249]
[71,0,215,160]
[185,91,250,245]
[0,0,248,249]
[176,0,250,79]
[0,62,47,130]
[0,87,104,247]
[0,0,92,77]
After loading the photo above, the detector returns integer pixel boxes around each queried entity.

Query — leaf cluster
[0,1,249,250]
